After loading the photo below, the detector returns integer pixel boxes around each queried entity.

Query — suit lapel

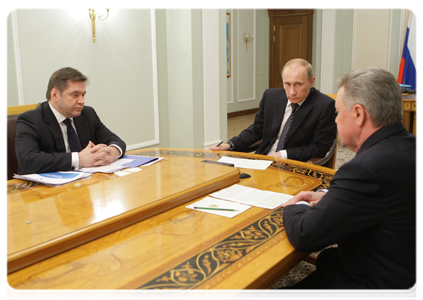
[42,102,67,153]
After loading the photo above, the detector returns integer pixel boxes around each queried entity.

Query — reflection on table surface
[7,148,335,289]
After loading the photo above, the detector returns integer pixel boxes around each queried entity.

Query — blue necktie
[63,118,82,152]
[276,103,299,151]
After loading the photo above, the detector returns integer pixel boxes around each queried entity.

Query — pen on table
[216,141,223,147]
[194,207,237,211]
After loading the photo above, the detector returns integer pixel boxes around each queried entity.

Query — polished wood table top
[7,148,335,289]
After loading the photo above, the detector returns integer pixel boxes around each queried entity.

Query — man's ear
[50,88,59,102]
[353,104,366,127]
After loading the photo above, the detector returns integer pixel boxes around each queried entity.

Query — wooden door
[269,10,314,88]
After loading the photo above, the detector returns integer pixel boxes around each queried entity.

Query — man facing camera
[210,58,337,162]
[16,67,126,174]
[282,68,415,288]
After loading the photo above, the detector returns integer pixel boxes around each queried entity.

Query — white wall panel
[320,10,336,94]
[237,9,256,102]
[8,9,159,151]
[202,10,221,148]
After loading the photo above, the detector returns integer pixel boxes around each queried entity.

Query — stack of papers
[187,184,294,218]
[80,158,135,173]
[80,156,163,174]
[14,171,91,187]
[210,184,293,210]
[217,156,273,170]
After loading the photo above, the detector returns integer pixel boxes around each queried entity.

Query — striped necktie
[63,118,82,152]
[276,103,299,151]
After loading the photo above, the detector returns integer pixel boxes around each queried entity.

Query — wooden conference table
[7,148,335,289]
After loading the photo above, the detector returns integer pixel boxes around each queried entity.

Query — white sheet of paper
[114,168,142,177]
[217,156,273,170]
[210,184,293,209]
[186,197,251,218]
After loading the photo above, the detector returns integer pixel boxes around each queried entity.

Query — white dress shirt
[267,98,306,158]
[49,103,81,170]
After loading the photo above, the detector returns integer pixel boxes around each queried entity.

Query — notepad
[210,184,293,209]
[217,156,273,170]
[186,197,251,218]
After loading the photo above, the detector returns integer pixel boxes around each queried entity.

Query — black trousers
[265,248,339,300]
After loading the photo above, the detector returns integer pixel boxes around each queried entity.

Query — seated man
[209,58,337,162]
[16,67,126,174]
[282,67,415,288]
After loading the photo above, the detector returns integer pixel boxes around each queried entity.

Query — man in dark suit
[15,67,126,174]
[282,67,415,288]
[209,59,336,162]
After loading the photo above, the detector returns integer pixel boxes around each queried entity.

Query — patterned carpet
[270,260,317,288]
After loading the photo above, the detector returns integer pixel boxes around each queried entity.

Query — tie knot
[63,118,72,126]
[291,103,299,111]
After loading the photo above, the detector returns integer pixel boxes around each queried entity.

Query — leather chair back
[7,104,40,180]
[7,114,19,180]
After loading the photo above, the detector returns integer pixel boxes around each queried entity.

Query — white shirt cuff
[72,152,79,170]
[279,150,288,159]
[295,201,311,206]
[109,144,123,157]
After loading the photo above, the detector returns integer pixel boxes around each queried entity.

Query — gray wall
[7,9,227,150]
[7,9,411,151]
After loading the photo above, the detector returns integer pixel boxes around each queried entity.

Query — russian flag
[398,12,416,90]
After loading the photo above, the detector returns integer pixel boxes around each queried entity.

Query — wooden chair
[306,135,338,169]
[7,104,40,180]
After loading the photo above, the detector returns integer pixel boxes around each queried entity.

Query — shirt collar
[286,97,307,108]
[48,102,70,124]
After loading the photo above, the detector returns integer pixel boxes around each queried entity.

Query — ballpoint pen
[216,141,223,147]
[194,207,237,211]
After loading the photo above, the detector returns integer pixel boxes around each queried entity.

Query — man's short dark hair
[282,58,314,82]
[46,67,89,100]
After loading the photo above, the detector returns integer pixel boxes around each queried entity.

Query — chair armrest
[306,139,337,167]
[245,140,263,153]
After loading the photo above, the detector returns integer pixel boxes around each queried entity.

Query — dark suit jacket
[283,123,416,288]
[229,87,336,162]
[15,101,126,174]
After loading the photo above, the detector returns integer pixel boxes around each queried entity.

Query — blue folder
[122,155,159,168]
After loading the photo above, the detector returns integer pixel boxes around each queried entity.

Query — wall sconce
[88,8,109,43]
[244,30,254,52]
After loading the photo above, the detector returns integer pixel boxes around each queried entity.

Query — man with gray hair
[281,67,415,288]
[210,58,337,163]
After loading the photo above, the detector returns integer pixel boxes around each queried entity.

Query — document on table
[121,155,160,168]
[210,184,293,209]
[114,168,142,177]
[141,157,165,166]
[80,158,134,173]
[186,197,251,218]
[217,156,273,170]
[13,171,91,187]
